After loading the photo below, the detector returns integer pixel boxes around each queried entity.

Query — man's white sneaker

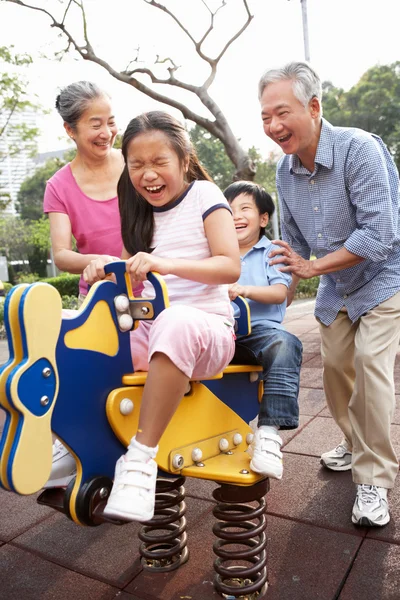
[43,439,77,488]
[103,442,158,523]
[352,484,390,527]
[320,443,352,471]
[248,427,283,480]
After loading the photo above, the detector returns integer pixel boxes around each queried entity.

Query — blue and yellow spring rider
[0,261,269,598]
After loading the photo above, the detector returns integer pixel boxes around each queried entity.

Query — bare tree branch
[3,0,256,179]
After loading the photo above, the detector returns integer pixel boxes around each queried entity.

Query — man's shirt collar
[289,118,335,174]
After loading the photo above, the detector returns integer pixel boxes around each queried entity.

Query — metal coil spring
[212,496,268,598]
[139,475,189,572]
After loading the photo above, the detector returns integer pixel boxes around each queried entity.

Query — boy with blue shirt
[224,181,302,480]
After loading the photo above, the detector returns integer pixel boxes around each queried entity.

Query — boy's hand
[228,283,248,301]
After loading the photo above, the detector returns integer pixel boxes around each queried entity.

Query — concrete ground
[0,299,399,599]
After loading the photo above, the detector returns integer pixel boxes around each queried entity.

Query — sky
[0,0,399,157]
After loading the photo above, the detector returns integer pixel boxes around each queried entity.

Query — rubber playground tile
[266,454,364,535]
[280,415,315,448]
[263,515,361,600]
[301,354,323,368]
[282,319,317,336]
[299,367,324,390]
[283,416,344,457]
[294,332,322,354]
[125,509,361,600]
[13,496,214,588]
[0,488,53,542]
[339,539,400,600]
[298,387,327,416]
[183,476,218,501]
[0,545,118,600]
[13,511,142,588]
[300,351,320,365]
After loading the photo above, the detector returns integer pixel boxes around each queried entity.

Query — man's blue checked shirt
[277,118,400,325]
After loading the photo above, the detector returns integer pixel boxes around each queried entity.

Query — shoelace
[335,444,349,454]
[358,484,380,504]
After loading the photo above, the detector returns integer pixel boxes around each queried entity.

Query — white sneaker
[248,427,283,480]
[352,484,390,527]
[43,439,76,488]
[320,442,352,471]
[103,443,158,522]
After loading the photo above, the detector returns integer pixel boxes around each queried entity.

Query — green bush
[61,295,79,310]
[42,273,80,297]
[295,276,319,299]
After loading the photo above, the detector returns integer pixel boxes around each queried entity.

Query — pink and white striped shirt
[141,180,234,323]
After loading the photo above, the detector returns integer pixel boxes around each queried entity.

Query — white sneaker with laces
[43,439,77,488]
[248,427,283,480]
[352,484,390,526]
[103,440,158,522]
[320,442,352,471]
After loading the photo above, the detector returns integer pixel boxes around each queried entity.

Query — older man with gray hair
[260,60,400,527]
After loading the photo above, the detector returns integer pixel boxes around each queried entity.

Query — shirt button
[317,233,322,238]
[310,180,315,185]
[314,206,319,211]
[337,278,341,282]
[343,294,348,299]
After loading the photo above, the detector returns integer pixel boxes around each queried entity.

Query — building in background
[0,107,38,215]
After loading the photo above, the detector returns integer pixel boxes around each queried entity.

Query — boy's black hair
[223,181,275,238]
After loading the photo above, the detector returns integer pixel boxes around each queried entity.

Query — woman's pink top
[43,163,123,295]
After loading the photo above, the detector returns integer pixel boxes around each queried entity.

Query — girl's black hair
[118,111,212,255]
[223,181,275,238]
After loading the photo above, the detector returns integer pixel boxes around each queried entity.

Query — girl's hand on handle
[125,252,174,282]
[83,255,120,285]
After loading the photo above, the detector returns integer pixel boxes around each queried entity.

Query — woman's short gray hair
[55,81,110,131]
[258,61,322,108]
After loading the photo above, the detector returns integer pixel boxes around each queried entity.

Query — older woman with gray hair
[43,80,124,303]
[43,81,124,488]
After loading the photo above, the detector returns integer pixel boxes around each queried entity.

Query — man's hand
[228,283,248,301]
[269,240,315,279]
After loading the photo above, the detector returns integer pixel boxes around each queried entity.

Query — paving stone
[283,416,344,457]
[301,354,323,368]
[266,454,365,535]
[184,476,218,501]
[300,352,320,365]
[0,488,54,542]
[13,512,142,588]
[298,387,327,416]
[13,496,213,588]
[339,539,400,600]
[125,509,362,600]
[280,415,315,448]
[296,334,322,355]
[0,545,118,600]
[299,367,324,389]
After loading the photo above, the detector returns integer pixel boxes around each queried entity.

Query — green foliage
[0,46,42,163]
[61,294,79,310]
[0,215,50,279]
[17,157,67,220]
[14,272,40,284]
[42,273,80,297]
[322,62,400,170]
[190,124,235,189]
[295,276,319,299]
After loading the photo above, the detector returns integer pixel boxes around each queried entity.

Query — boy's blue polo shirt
[235,236,292,330]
